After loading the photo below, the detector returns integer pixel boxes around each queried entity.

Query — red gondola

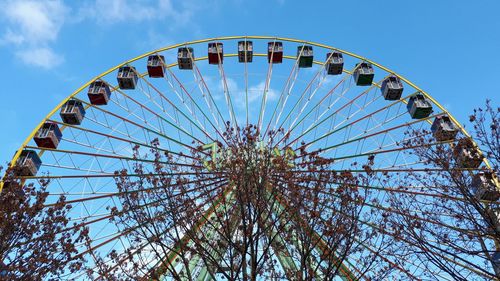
[268,42,283,63]
[431,115,458,141]
[208,43,223,65]
[88,80,111,105]
[147,55,165,78]
[34,122,62,149]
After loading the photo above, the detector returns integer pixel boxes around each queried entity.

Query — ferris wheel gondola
[1,36,499,280]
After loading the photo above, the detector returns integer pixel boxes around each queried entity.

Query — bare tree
[0,167,89,280]
[93,124,388,280]
[383,100,500,280]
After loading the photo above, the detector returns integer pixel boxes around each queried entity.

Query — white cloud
[248,81,279,104]
[219,78,279,110]
[0,0,203,69]
[1,0,67,44]
[15,47,64,69]
[0,0,68,69]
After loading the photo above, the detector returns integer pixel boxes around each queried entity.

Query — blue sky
[0,0,499,164]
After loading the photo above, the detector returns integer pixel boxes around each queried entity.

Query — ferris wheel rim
[0,36,496,280]
[1,35,487,193]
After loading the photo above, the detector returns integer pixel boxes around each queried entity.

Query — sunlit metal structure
[1,36,499,280]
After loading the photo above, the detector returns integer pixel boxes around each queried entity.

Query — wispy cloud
[15,47,64,69]
[220,78,279,110]
[0,0,200,69]
[0,0,68,69]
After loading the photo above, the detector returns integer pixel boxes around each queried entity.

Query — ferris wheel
[2,36,499,280]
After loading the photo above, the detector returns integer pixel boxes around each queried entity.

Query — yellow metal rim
[0,35,489,192]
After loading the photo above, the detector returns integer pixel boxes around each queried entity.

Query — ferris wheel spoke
[25,145,203,170]
[273,69,327,141]
[257,40,279,132]
[72,98,198,153]
[263,50,301,137]
[190,51,229,138]
[271,177,482,240]
[276,77,375,147]
[270,51,336,139]
[305,112,440,158]
[19,170,220,181]
[76,106,171,154]
[48,119,208,165]
[29,151,190,178]
[326,139,452,164]
[287,167,489,177]
[63,181,226,255]
[273,175,475,203]
[77,181,228,262]
[244,43,250,126]
[217,52,239,130]
[293,91,425,153]
[280,70,353,146]
[156,57,218,143]
[164,55,229,145]
[272,178,492,278]
[299,88,385,149]
[108,79,207,146]
[43,177,225,209]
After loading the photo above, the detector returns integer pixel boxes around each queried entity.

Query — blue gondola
[353,62,374,86]
[297,45,313,68]
[117,66,138,90]
[60,100,85,125]
[238,41,253,63]
[407,94,433,119]
[472,172,500,201]
[15,150,41,176]
[381,75,404,100]
[178,47,194,69]
[325,52,343,75]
